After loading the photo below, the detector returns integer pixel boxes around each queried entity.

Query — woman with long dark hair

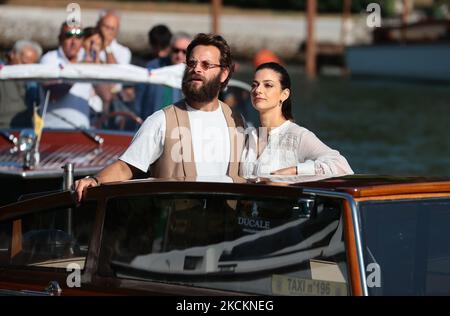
[240,62,353,178]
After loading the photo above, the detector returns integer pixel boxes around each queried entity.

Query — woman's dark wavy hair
[255,62,294,121]
[186,33,233,89]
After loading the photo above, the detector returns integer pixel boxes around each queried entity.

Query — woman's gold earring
[279,100,283,106]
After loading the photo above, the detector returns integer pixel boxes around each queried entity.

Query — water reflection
[234,64,450,176]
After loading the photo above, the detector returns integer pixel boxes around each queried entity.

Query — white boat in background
[346,43,450,82]
[345,20,450,82]
[0,63,185,87]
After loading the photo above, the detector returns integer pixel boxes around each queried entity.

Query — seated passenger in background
[96,10,136,127]
[147,24,172,62]
[81,26,114,121]
[96,9,131,65]
[0,40,42,129]
[82,27,104,64]
[40,22,99,129]
[134,32,191,119]
[240,62,354,178]
[81,25,137,130]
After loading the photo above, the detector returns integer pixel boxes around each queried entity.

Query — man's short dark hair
[148,24,172,51]
[186,33,234,89]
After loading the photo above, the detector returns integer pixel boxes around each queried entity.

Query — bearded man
[75,33,245,201]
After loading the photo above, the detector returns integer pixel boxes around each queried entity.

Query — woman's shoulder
[284,121,311,135]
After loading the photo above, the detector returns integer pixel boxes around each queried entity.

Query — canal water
[234,63,450,176]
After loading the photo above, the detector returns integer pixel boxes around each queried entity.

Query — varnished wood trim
[0,191,76,221]
[11,219,22,259]
[343,200,363,296]
[355,192,450,203]
[83,198,106,282]
[351,182,450,198]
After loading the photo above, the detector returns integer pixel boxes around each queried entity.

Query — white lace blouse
[240,120,354,178]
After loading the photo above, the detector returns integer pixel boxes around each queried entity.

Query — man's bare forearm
[95,160,134,184]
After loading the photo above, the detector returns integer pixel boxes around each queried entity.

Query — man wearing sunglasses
[135,32,191,120]
[41,23,85,65]
[40,22,95,129]
[76,33,245,202]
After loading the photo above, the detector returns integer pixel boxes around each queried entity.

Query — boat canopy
[0,63,185,88]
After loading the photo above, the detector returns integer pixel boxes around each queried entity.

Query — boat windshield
[99,193,350,295]
[359,197,450,295]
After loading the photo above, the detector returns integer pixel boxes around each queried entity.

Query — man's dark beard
[182,70,222,103]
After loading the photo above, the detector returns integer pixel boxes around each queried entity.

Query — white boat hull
[345,43,450,82]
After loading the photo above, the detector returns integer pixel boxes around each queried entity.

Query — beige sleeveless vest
[150,99,245,179]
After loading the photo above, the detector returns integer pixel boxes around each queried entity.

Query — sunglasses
[172,47,187,55]
[186,59,223,71]
[64,29,84,38]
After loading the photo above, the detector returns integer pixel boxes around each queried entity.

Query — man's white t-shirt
[120,104,231,177]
